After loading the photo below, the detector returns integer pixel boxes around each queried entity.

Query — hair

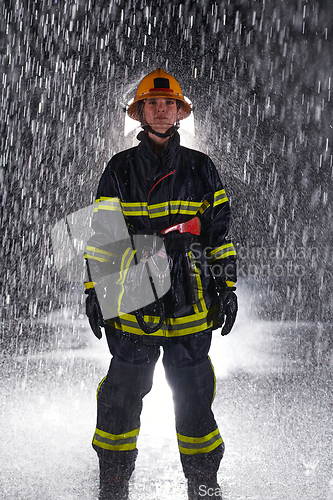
[137,100,145,126]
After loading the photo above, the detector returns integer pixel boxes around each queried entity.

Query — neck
[147,131,170,156]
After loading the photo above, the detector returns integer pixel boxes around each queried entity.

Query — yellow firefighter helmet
[127,68,192,122]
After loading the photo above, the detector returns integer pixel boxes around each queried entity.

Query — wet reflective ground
[211,321,333,500]
[0,304,332,499]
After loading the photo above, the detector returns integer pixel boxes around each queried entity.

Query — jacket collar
[137,130,180,165]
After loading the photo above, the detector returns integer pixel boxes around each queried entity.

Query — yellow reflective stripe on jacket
[86,245,116,257]
[189,251,207,315]
[198,198,210,214]
[116,247,136,309]
[107,306,218,338]
[148,200,202,218]
[94,196,122,212]
[95,196,119,203]
[84,253,112,263]
[121,202,149,217]
[84,281,96,290]
[226,280,235,288]
[93,427,139,451]
[177,428,223,455]
[213,189,228,207]
[85,245,116,261]
[94,197,212,219]
[117,247,136,278]
[208,242,236,261]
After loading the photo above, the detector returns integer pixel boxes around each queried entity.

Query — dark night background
[1,0,333,327]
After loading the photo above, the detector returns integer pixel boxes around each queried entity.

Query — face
[143,97,179,133]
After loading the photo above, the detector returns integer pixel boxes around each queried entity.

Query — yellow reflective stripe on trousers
[208,355,216,403]
[96,376,106,400]
[177,428,223,455]
[93,427,139,451]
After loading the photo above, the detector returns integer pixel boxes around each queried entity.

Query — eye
[148,99,157,105]
[166,100,176,105]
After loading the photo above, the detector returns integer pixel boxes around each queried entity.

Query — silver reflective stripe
[177,428,223,455]
[93,427,139,451]
[213,189,228,207]
[178,434,221,450]
[94,434,137,447]
[208,242,236,261]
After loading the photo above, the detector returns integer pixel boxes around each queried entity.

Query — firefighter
[85,68,237,500]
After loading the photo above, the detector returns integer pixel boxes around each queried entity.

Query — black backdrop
[1,0,332,323]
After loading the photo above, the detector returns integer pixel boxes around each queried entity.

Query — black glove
[85,288,104,340]
[217,288,238,336]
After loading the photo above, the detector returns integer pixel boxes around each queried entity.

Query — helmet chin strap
[142,122,179,139]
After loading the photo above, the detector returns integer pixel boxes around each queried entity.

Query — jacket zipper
[147,169,176,201]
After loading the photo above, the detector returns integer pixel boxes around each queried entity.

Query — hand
[85,289,104,339]
[218,289,238,336]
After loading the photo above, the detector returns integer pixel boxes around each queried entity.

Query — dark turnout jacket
[85,131,236,342]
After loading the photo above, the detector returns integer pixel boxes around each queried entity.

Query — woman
[85,68,237,500]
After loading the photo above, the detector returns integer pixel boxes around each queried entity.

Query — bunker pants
[92,328,224,480]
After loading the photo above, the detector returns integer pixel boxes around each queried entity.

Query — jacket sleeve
[84,160,136,291]
[199,158,237,288]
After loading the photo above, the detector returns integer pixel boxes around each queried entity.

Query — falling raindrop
[1,1,333,498]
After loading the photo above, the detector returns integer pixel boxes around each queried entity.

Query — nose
[156,100,166,112]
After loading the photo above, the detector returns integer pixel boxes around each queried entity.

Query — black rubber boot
[188,474,223,500]
[99,469,129,500]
